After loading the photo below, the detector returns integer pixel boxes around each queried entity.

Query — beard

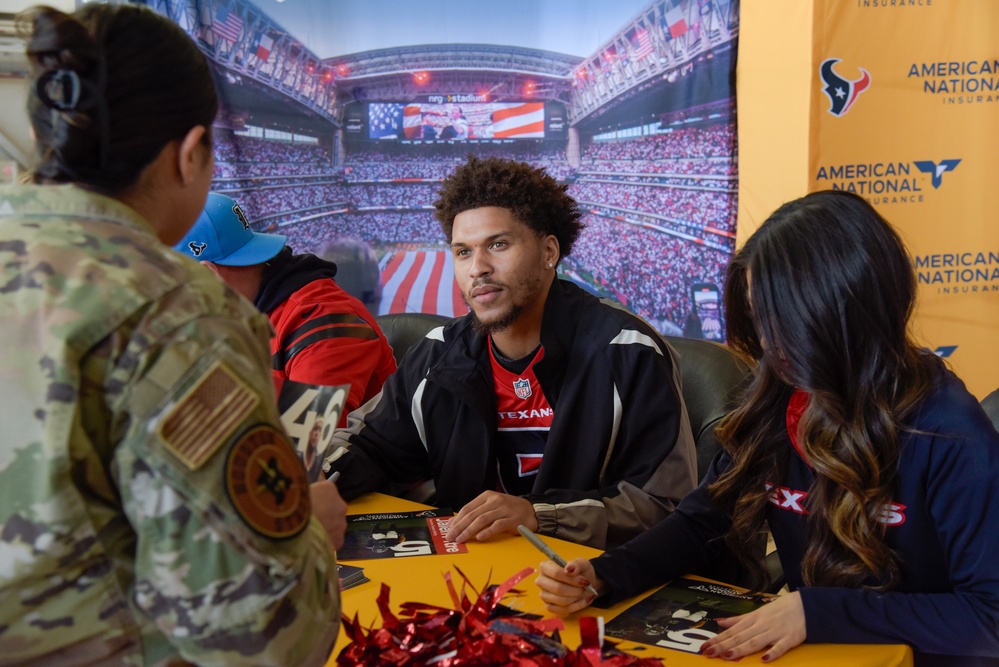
[470,302,524,336]
[463,270,546,336]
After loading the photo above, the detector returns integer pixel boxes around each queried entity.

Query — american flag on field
[212,5,243,42]
[369,103,404,139]
[378,249,469,317]
[630,29,654,60]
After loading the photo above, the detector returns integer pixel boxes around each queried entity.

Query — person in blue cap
[176,192,396,426]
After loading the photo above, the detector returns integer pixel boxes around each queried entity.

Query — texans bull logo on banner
[820,58,871,117]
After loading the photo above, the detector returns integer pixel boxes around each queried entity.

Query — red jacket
[267,277,396,426]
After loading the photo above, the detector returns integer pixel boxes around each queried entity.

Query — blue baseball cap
[175,193,286,266]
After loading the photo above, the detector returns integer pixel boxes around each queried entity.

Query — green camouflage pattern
[0,184,340,666]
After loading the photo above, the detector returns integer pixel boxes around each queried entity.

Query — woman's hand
[534,557,602,616]
[701,591,806,662]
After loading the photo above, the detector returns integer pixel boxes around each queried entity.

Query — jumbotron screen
[366,100,545,141]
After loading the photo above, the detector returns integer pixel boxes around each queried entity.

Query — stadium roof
[573,43,735,135]
[326,44,582,81]
[259,0,653,59]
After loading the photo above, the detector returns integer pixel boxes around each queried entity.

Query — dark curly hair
[433,155,584,261]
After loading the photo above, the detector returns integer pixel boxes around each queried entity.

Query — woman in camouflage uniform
[0,5,342,665]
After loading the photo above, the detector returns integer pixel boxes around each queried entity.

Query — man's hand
[445,490,537,543]
[535,558,601,616]
[309,480,347,550]
[700,591,806,662]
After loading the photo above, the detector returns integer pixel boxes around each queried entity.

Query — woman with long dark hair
[0,5,340,664]
[535,190,999,666]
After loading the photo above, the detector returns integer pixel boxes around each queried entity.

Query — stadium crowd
[568,213,729,328]
[235,183,351,223]
[350,184,436,208]
[202,120,739,335]
[343,144,573,181]
[282,211,445,252]
[569,181,737,234]
[212,132,332,178]
[213,162,334,178]
[581,157,735,176]
[583,124,734,161]
[214,132,331,163]
[579,173,735,189]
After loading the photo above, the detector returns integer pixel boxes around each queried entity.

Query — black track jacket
[326,279,697,549]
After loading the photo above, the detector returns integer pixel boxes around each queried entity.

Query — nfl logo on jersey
[513,378,532,399]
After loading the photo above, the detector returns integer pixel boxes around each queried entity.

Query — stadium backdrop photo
[145,0,739,342]
[143,0,998,397]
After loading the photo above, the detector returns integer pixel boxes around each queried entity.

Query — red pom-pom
[335,568,662,667]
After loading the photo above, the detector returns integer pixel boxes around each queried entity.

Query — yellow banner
[809,0,999,398]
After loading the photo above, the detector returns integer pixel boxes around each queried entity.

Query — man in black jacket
[325,156,696,550]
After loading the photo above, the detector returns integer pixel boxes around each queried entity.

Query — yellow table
[327,494,913,666]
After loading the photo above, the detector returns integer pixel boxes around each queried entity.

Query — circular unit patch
[225,424,311,539]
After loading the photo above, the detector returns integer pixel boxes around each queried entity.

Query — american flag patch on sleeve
[159,362,260,470]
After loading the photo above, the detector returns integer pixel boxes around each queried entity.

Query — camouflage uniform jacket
[0,185,339,666]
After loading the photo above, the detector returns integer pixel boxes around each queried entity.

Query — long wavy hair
[710,190,943,590]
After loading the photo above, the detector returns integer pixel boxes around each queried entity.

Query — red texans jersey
[490,343,553,496]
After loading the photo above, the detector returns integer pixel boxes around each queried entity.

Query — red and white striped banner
[379,249,469,317]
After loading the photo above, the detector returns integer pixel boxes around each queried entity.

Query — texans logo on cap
[174,193,287,267]
[188,241,207,257]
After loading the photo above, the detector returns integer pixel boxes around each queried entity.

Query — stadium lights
[337,64,350,77]
[413,71,430,85]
